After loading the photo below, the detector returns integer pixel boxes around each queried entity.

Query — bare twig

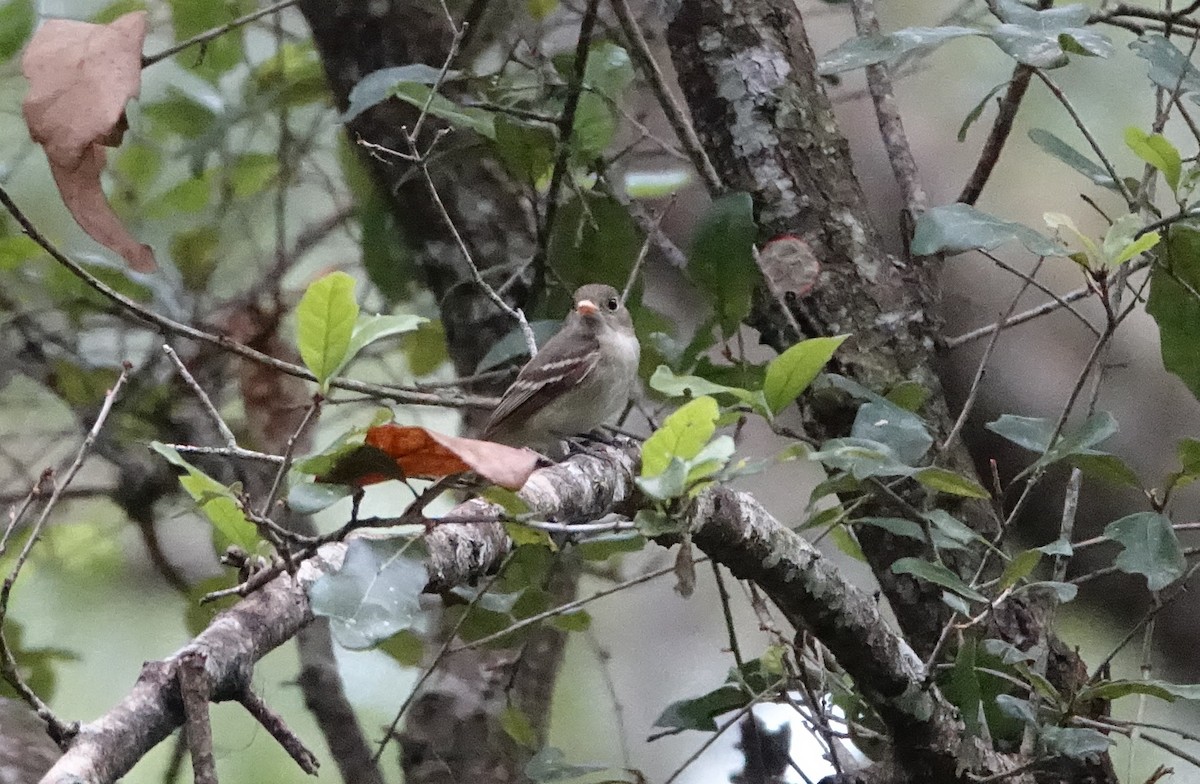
[142,0,302,68]
[163,345,238,447]
[0,186,490,411]
[609,0,722,193]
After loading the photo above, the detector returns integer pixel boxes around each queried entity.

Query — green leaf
[911,204,1066,257]
[308,536,427,649]
[850,400,932,464]
[1171,437,1200,490]
[493,117,556,184]
[1101,213,1160,267]
[1131,35,1200,102]
[149,442,258,551]
[885,380,930,412]
[500,705,538,749]
[1038,726,1111,761]
[377,629,424,667]
[342,64,459,123]
[1148,226,1200,401]
[1000,549,1042,590]
[286,481,353,514]
[1028,128,1117,189]
[547,194,642,295]
[1075,678,1200,704]
[1068,453,1141,488]
[248,42,329,108]
[654,684,748,731]
[141,90,218,140]
[549,610,591,632]
[924,510,984,548]
[1104,511,1184,591]
[296,271,359,387]
[166,0,253,82]
[391,83,496,140]
[892,557,986,603]
[169,226,220,292]
[339,313,427,375]
[641,396,719,477]
[0,235,42,270]
[763,335,848,414]
[649,365,767,414]
[228,153,280,199]
[1023,581,1077,602]
[855,517,926,542]
[809,437,915,480]
[916,467,990,499]
[988,0,1112,68]
[1125,127,1181,193]
[688,193,758,335]
[525,748,607,783]
[817,26,978,74]
[0,0,34,62]
[526,0,557,19]
[986,412,1118,472]
[958,82,1009,142]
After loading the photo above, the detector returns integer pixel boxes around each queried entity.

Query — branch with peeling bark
[39,438,1036,784]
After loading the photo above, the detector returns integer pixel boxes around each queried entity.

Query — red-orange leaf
[365,424,537,490]
[20,12,155,272]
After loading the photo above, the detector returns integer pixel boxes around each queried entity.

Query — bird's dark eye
[606,296,619,311]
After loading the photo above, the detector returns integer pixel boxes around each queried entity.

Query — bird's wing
[482,332,601,438]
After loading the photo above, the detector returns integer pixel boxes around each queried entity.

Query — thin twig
[610,0,722,193]
[942,257,1045,452]
[142,0,302,68]
[621,197,675,305]
[0,185,490,411]
[373,553,515,762]
[163,345,238,447]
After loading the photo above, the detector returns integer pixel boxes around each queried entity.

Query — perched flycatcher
[483,283,640,449]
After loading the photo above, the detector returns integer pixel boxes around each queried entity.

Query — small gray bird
[483,283,640,449]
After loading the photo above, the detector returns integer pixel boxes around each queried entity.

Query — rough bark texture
[297,3,565,780]
[665,0,980,659]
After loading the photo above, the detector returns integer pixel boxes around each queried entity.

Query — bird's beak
[575,299,598,316]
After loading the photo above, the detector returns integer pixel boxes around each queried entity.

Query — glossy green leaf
[763,335,848,414]
[1101,213,1160,267]
[493,116,556,184]
[341,64,454,123]
[924,510,983,548]
[654,684,748,731]
[818,26,978,74]
[649,365,767,414]
[809,437,915,480]
[1131,35,1200,102]
[688,192,758,335]
[892,557,986,602]
[989,0,1112,67]
[1104,511,1184,591]
[642,396,719,477]
[1077,679,1200,704]
[850,399,931,464]
[986,412,1118,472]
[1038,726,1111,760]
[1028,128,1117,189]
[916,467,990,499]
[1125,127,1181,192]
[1068,453,1140,488]
[286,481,353,514]
[391,83,496,139]
[296,271,359,387]
[339,313,427,375]
[309,537,428,649]
[855,517,926,542]
[911,204,1066,257]
[1148,226,1200,401]
[149,442,258,550]
[377,628,424,667]
[999,549,1042,590]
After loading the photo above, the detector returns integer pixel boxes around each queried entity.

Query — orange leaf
[366,424,538,490]
[21,12,156,272]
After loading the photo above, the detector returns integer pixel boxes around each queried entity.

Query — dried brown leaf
[366,424,538,489]
[21,12,155,271]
